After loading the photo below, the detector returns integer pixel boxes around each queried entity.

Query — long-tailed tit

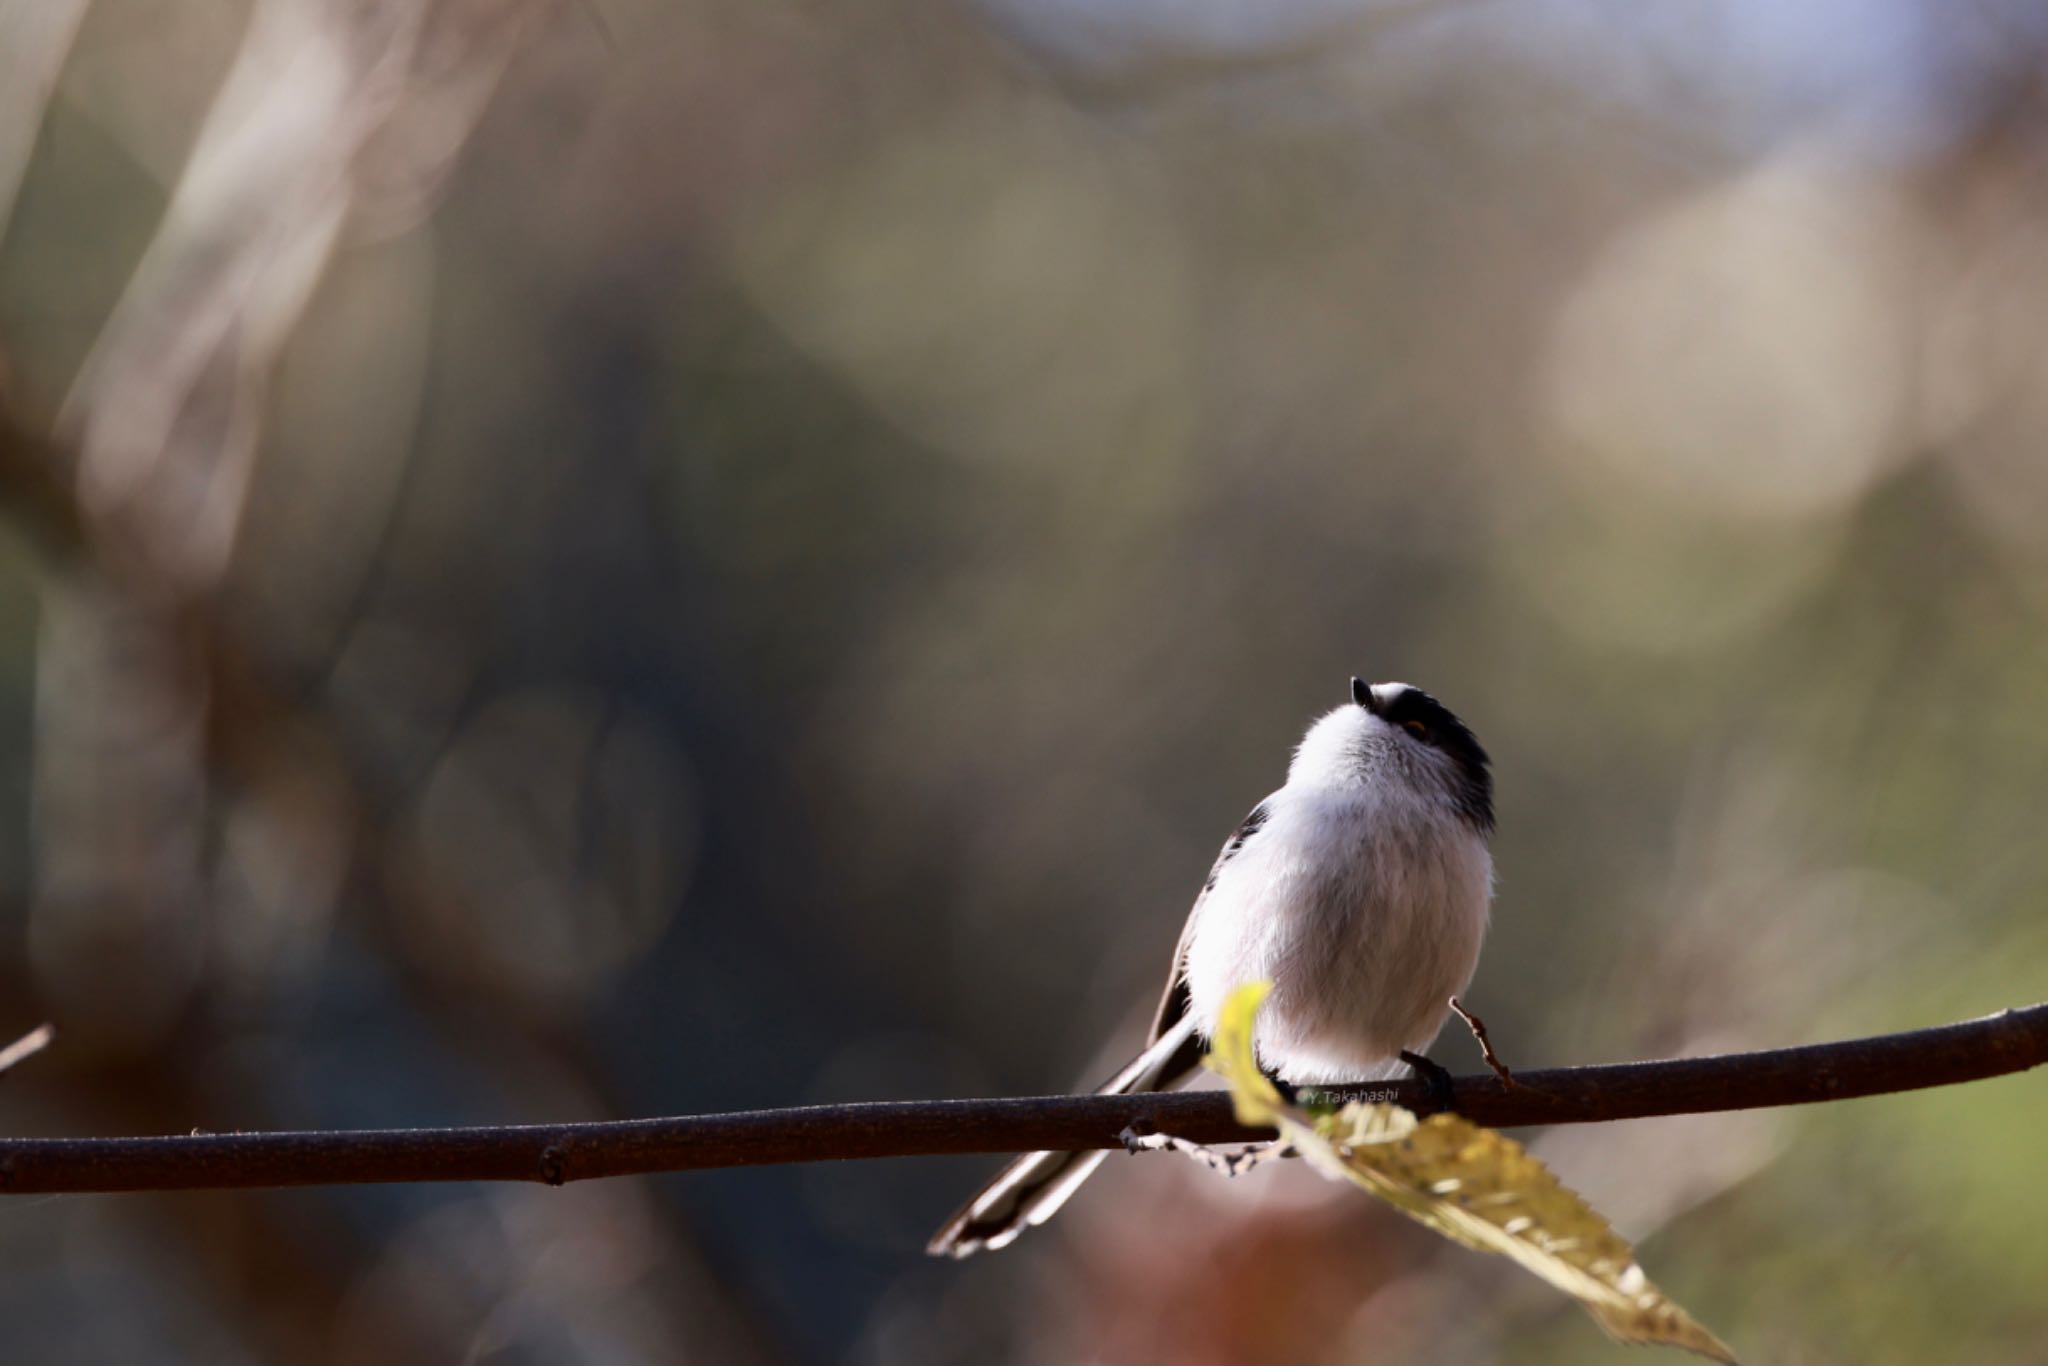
[929,677,1494,1257]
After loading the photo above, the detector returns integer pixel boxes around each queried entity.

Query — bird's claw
[1400,1049,1458,1114]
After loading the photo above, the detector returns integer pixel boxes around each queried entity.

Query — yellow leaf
[1203,982,1736,1364]
[1201,978,1283,1125]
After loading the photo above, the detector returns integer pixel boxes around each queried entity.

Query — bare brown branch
[0,1002,2041,1196]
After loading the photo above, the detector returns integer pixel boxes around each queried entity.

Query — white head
[1288,678,1493,832]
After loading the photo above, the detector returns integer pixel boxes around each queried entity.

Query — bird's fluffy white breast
[1182,725,1493,1084]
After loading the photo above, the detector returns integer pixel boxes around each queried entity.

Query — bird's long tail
[926,1015,1204,1258]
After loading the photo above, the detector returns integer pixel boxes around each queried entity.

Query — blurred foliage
[1,0,2047,1362]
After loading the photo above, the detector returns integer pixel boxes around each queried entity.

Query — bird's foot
[1400,1049,1458,1114]
[1261,1069,1301,1106]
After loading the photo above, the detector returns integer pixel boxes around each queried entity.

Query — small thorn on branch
[1450,997,1515,1088]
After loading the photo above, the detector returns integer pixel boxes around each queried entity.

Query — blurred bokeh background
[2,0,2047,1361]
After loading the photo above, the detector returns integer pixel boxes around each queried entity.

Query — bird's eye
[1402,719,1429,740]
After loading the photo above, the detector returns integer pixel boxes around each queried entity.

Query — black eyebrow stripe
[1377,687,1494,831]
[1379,688,1455,727]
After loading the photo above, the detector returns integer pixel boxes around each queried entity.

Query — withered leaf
[1205,982,1735,1363]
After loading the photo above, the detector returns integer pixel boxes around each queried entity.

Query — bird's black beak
[1351,676,1379,713]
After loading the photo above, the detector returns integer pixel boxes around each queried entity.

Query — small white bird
[929,677,1495,1257]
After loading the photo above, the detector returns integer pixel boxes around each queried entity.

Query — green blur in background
[1,0,2045,1362]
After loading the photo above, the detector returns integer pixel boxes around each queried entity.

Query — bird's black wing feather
[1146,795,1273,1042]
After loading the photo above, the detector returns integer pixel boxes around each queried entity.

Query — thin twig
[1449,996,1515,1087]
[0,1025,52,1078]
[0,1003,2041,1195]
[1119,1124,1284,1176]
